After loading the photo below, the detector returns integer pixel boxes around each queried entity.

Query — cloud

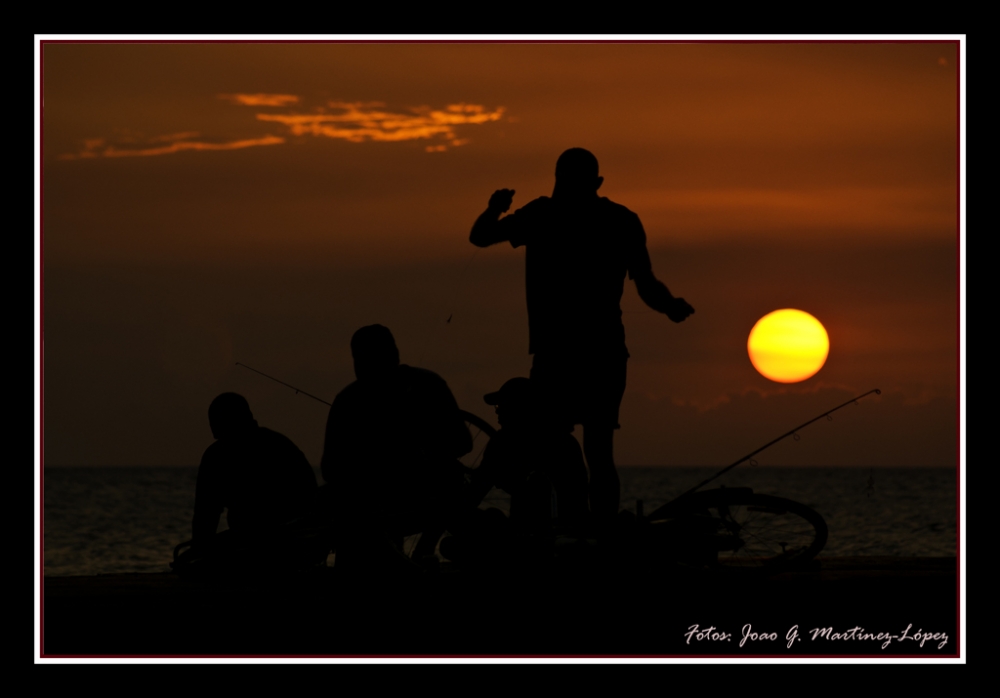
[256,102,505,149]
[60,98,505,160]
[219,93,300,106]
[149,131,202,143]
[60,135,285,160]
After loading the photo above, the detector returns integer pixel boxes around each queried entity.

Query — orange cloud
[219,93,300,106]
[149,131,201,143]
[257,102,504,150]
[60,135,285,160]
[60,99,504,160]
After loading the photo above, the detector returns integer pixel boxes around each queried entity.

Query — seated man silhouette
[471,377,589,534]
[441,377,590,564]
[320,324,473,569]
[181,393,321,574]
[469,148,694,528]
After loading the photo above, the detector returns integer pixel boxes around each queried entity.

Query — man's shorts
[529,351,628,430]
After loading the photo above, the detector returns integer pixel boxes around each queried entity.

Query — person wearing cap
[320,324,473,567]
[469,148,694,525]
[469,377,589,534]
[190,392,319,550]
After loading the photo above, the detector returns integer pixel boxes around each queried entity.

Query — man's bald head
[351,324,400,381]
[554,148,603,197]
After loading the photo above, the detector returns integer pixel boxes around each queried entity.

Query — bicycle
[447,409,829,575]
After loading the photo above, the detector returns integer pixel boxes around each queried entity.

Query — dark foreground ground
[42,556,958,657]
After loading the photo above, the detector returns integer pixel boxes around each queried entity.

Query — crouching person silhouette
[319,324,473,574]
[439,377,589,563]
[172,393,324,578]
[478,378,589,533]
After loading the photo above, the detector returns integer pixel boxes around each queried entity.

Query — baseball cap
[483,377,533,406]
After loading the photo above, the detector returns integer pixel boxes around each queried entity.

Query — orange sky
[40,41,961,467]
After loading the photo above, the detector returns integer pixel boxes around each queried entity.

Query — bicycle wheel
[698,491,828,572]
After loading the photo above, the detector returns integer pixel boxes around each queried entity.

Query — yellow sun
[748,309,829,383]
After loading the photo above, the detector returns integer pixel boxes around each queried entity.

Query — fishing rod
[678,388,882,499]
[234,362,332,407]
[235,363,494,445]
[237,361,879,500]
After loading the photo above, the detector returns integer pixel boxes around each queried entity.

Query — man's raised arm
[469,188,516,247]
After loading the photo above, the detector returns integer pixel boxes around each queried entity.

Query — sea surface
[41,466,958,577]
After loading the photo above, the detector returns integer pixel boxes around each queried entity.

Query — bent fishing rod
[678,388,882,499]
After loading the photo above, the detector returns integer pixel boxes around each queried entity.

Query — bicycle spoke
[721,505,772,566]
[710,499,820,567]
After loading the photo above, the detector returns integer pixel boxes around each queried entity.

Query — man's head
[554,148,603,198]
[351,324,400,382]
[208,392,257,440]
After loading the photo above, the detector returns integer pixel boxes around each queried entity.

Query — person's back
[501,194,647,357]
[193,394,317,543]
[478,428,589,533]
[472,378,589,533]
[403,365,471,449]
[197,425,318,536]
[323,363,470,509]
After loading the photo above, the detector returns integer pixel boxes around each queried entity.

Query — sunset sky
[39,40,962,469]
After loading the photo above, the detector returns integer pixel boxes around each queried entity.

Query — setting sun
[748,309,830,383]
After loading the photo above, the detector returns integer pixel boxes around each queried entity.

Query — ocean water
[41,466,957,577]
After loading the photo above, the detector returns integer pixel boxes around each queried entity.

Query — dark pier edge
[41,557,958,657]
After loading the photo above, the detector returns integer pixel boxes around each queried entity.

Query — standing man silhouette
[469,148,694,526]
